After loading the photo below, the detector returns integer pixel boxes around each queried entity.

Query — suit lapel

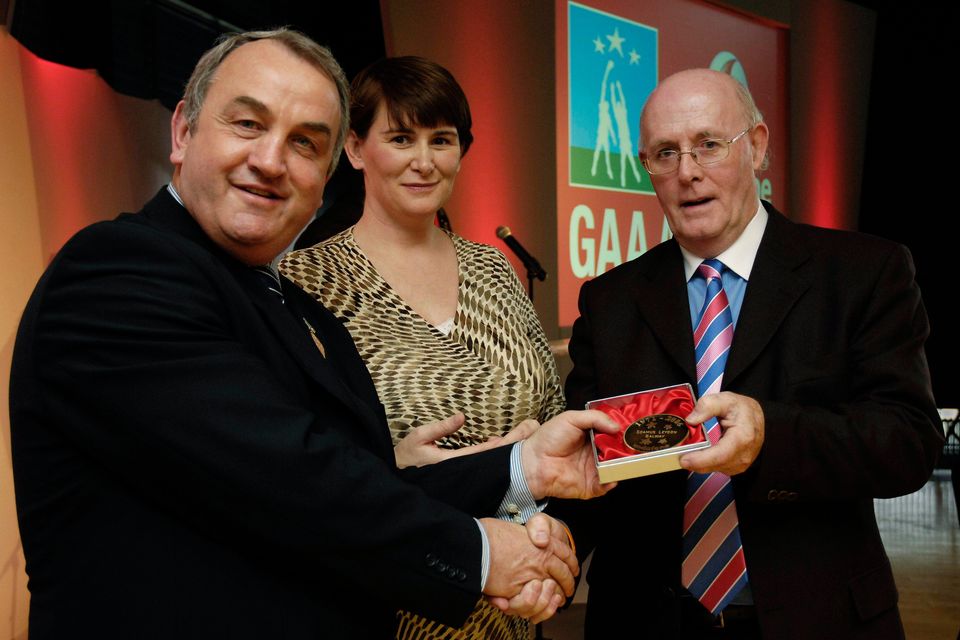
[282,279,388,418]
[632,239,698,385]
[724,205,811,387]
[233,263,391,448]
[137,189,391,453]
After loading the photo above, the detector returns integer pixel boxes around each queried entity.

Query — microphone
[496,226,546,281]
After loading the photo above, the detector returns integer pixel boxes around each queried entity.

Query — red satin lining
[592,386,704,462]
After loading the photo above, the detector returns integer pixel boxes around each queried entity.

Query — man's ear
[170,101,191,167]
[749,121,769,171]
[344,130,364,171]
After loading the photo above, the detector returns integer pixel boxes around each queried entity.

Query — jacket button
[767,490,779,501]
[425,553,437,567]
[456,570,467,582]
[787,491,799,501]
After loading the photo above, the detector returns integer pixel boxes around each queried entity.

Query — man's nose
[248,134,285,177]
[677,151,703,183]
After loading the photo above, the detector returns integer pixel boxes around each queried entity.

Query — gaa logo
[710,51,749,88]
[567,2,657,194]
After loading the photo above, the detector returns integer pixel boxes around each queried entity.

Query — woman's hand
[394,415,540,468]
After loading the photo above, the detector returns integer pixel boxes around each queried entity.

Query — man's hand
[520,410,620,499]
[520,512,574,551]
[679,392,765,475]
[487,579,566,624]
[484,513,576,622]
[394,414,539,468]
[480,516,579,606]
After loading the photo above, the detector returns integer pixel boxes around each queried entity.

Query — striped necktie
[251,265,285,304]
[251,265,327,357]
[681,259,748,614]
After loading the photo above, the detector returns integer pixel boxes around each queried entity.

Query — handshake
[481,513,580,623]
[398,410,622,623]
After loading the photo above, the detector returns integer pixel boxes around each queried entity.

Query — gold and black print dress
[280,227,565,640]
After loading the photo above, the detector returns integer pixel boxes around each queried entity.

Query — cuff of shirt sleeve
[476,518,490,591]
[496,442,546,523]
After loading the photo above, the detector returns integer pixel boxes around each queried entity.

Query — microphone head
[495,226,511,239]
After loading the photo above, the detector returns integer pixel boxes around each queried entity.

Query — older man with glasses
[556,68,942,639]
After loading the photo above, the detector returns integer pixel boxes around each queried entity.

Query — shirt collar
[681,201,768,282]
[166,182,185,208]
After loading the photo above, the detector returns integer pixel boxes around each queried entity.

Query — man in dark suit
[560,69,943,639]
[9,29,618,639]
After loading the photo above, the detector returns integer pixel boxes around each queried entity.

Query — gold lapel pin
[302,318,326,358]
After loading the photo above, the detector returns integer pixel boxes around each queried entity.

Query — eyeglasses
[641,126,753,175]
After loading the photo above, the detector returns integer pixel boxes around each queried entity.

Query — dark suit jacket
[558,203,942,639]
[10,189,513,639]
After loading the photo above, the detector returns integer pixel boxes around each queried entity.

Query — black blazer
[10,189,512,639]
[557,203,942,639]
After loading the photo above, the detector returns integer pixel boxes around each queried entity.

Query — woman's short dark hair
[350,56,473,156]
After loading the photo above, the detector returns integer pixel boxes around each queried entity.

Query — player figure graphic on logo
[611,80,642,188]
[591,60,616,180]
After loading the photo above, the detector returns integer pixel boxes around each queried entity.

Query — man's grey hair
[730,79,769,170]
[181,27,350,177]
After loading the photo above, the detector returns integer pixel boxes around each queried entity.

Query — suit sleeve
[398,446,512,516]
[16,221,492,626]
[748,242,943,502]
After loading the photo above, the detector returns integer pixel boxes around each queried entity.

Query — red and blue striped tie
[681,259,748,614]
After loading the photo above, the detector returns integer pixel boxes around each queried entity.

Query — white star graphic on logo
[629,49,641,64]
[593,36,606,53]
[606,28,625,57]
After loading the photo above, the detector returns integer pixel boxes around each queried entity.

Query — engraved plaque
[623,414,688,453]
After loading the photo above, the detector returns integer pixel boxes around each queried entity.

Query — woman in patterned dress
[281,57,565,640]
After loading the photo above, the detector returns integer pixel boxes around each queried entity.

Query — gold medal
[623,414,688,452]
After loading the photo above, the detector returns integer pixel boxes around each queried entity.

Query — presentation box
[588,383,710,482]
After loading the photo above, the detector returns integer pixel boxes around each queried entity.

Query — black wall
[857,2,957,405]
[9,0,385,110]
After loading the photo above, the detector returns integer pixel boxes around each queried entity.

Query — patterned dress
[280,227,566,640]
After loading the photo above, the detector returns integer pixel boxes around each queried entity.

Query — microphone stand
[496,226,545,302]
[524,263,537,302]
